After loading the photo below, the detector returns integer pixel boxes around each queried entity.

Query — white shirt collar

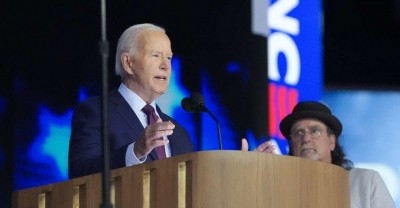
[118,83,156,116]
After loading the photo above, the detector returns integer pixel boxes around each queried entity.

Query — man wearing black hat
[243,101,395,208]
[279,101,349,168]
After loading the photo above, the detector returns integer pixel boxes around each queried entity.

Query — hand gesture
[241,138,277,154]
[134,119,174,159]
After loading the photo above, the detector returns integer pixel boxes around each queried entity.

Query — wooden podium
[12,151,350,208]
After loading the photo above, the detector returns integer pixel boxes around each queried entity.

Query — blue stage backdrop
[252,0,323,153]
[323,89,400,207]
[9,1,270,200]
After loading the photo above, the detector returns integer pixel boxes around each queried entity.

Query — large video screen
[3,1,270,206]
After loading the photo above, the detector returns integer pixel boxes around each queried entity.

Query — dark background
[324,0,400,88]
[2,0,400,207]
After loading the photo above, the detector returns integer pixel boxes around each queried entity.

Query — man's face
[289,119,336,164]
[124,30,173,102]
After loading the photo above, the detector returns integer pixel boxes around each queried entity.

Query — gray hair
[115,23,166,80]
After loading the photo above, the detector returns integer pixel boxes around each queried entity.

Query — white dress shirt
[118,83,171,166]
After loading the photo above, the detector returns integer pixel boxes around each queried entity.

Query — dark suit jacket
[68,90,194,178]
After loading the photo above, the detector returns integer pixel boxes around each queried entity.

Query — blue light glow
[0,96,5,114]
[158,56,190,115]
[226,62,240,73]
[158,56,199,150]
[200,70,238,150]
[79,87,89,102]
[28,105,73,180]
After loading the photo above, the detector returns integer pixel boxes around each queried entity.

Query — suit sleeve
[68,99,104,178]
[68,99,129,178]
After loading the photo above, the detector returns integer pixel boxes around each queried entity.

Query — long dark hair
[331,133,353,170]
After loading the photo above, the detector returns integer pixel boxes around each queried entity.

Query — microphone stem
[203,106,223,150]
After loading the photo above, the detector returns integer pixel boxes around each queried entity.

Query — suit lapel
[111,91,161,160]
[110,90,144,140]
[109,91,169,161]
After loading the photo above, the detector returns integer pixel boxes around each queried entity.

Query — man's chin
[150,86,167,94]
[300,150,318,161]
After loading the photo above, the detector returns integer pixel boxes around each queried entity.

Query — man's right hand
[134,119,174,159]
[241,138,277,154]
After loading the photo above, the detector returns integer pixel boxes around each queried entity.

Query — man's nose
[160,58,170,70]
[301,133,313,142]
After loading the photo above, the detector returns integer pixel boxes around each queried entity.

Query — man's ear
[121,53,134,75]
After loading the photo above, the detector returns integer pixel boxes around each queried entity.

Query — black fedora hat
[279,101,342,139]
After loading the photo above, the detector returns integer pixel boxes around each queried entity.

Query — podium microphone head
[181,97,194,112]
[181,92,205,113]
[190,92,204,106]
[180,92,223,150]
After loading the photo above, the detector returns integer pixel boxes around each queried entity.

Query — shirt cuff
[125,142,147,166]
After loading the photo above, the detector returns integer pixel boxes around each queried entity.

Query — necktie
[142,104,167,159]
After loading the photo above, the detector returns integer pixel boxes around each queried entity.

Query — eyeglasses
[290,128,325,140]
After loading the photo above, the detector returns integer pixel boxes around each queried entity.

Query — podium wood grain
[12,151,350,208]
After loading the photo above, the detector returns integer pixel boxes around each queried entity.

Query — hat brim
[279,110,343,139]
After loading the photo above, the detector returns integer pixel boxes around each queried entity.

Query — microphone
[181,92,205,113]
[181,92,223,150]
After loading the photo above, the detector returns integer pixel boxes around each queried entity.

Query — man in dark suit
[68,23,194,178]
